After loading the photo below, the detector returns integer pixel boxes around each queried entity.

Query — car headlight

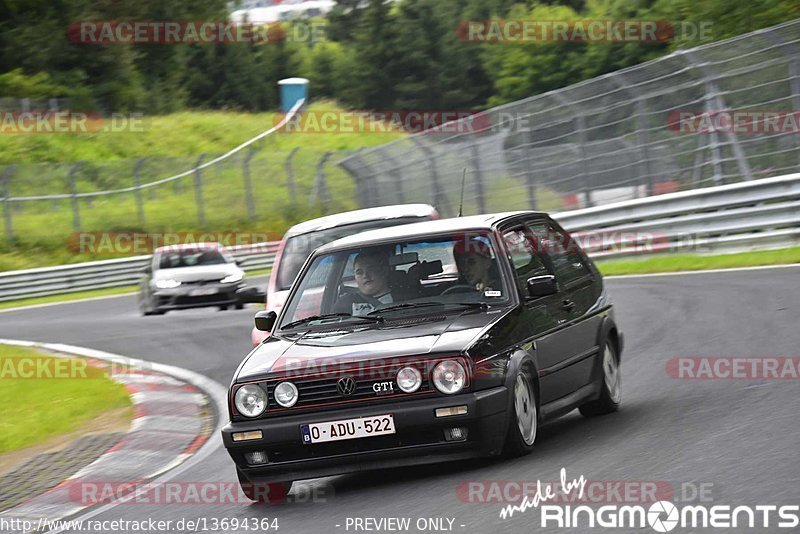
[234,384,267,417]
[155,279,181,289]
[396,366,422,393]
[221,273,244,284]
[432,360,467,394]
[274,381,298,407]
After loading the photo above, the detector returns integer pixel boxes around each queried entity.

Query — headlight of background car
[274,381,298,407]
[432,360,466,394]
[396,366,422,393]
[234,384,267,417]
[221,273,244,284]
[155,279,181,289]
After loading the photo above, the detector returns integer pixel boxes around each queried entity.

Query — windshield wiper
[366,302,444,315]
[453,302,489,310]
[367,301,489,316]
[281,312,383,330]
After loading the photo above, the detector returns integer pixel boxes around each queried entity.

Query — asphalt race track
[2,266,799,533]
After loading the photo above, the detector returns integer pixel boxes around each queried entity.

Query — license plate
[190,288,217,296]
[301,414,395,444]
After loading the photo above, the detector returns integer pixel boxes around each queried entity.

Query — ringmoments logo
[498,469,799,531]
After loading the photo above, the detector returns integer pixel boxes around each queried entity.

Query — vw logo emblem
[337,376,357,396]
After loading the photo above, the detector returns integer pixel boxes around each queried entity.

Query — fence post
[611,74,655,197]
[552,92,591,207]
[685,49,753,183]
[411,138,450,215]
[313,152,333,214]
[1,165,15,241]
[193,154,206,226]
[469,144,486,214]
[133,159,145,226]
[381,151,406,204]
[68,163,82,232]
[762,30,800,172]
[243,147,257,221]
[285,147,299,209]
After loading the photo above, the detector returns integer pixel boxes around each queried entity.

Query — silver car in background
[138,243,246,315]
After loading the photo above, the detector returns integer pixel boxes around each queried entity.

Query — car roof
[285,204,437,236]
[153,242,223,253]
[316,211,544,253]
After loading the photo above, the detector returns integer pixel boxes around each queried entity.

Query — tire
[236,468,292,504]
[139,292,156,316]
[235,303,244,310]
[218,305,229,311]
[579,339,621,417]
[503,365,538,457]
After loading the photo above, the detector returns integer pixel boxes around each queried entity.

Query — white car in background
[240,204,439,345]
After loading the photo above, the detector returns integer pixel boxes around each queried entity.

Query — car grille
[266,374,433,411]
[231,356,471,420]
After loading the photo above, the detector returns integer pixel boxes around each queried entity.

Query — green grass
[596,247,800,276]
[0,101,403,164]
[0,344,132,454]
[0,101,404,270]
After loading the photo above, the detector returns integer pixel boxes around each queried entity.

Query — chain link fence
[338,20,800,217]
[0,146,355,248]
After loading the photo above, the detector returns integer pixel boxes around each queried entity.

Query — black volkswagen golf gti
[223,211,624,501]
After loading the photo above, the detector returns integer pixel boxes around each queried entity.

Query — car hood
[236,308,511,382]
[155,264,242,282]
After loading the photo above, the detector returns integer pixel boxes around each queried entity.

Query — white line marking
[0,292,136,313]
[604,262,800,280]
[0,339,228,532]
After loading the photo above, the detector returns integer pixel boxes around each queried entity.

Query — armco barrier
[0,242,279,302]
[1,172,798,302]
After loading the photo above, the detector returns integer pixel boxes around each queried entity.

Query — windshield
[278,231,511,330]
[157,249,230,269]
[275,216,433,290]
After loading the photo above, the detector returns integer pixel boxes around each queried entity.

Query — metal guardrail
[0,172,798,302]
[0,243,279,302]
[560,173,800,258]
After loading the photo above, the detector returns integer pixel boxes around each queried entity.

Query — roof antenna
[458,167,467,217]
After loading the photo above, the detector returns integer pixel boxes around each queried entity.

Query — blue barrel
[278,77,309,112]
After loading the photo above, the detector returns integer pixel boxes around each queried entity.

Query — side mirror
[526,275,558,298]
[254,310,277,332]
[236,286,266,304]
[234,259,243,267]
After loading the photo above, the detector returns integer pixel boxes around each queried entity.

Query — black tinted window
[534,223,592,286]
[502,227,549,294]
[158,249,228,269]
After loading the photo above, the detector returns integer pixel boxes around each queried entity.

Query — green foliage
[0,0,796,114]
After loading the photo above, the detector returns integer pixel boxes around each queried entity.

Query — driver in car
[335,250,397,316]
[452,237,499,293]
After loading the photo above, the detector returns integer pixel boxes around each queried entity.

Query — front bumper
[153,283,244,310]
[222,386,508,482]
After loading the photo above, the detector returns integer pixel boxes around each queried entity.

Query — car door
[499,222,574,405]
[534,219,603,394]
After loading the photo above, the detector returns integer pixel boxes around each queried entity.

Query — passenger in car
[452,237,500,292]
